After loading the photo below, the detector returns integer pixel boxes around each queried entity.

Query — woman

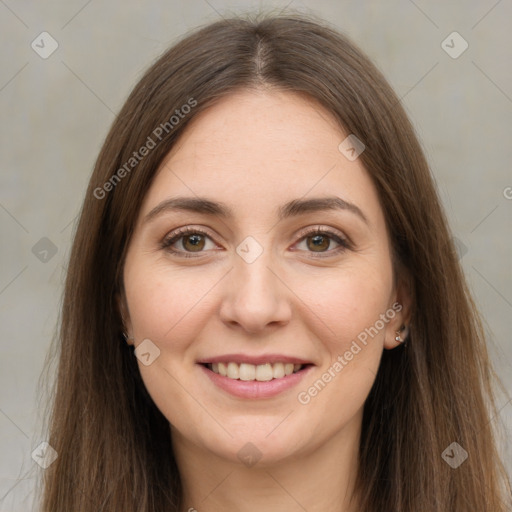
[40,13,511,511]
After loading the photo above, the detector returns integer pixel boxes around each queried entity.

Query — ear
[383,273,413,350]
[116,290,134,346]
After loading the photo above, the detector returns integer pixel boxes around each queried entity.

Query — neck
[172,411,362,512]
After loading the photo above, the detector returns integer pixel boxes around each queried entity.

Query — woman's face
[121,89,409,466]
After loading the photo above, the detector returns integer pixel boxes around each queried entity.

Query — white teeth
[239,363,256,381]
[218,362,227,376]
[227,362,239,379]
[208,361,305,381]
[255,363,273,381]
[273,362,285,379]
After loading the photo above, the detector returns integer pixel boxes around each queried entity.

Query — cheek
[124,262,219,350]
[294,259,393,349]
[292,263,393,415]
[123,263,217,429]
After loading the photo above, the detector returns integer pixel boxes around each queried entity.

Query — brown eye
[181,233,206,252]
[306,234,331,252]
[161,227,216,258]
[294,227,350,258]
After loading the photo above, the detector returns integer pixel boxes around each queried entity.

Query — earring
[122,332,134,345]
[395,325,409,344]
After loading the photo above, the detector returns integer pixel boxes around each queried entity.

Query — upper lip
[197,354,314,365]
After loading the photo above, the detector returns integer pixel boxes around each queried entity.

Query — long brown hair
[39,13,511,511]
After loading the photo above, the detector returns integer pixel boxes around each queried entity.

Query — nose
[219,249,292,334]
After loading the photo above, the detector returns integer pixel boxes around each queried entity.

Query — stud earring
[122,332,134,345]
[395,324,409,344]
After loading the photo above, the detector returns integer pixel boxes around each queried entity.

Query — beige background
[0,1,511,509]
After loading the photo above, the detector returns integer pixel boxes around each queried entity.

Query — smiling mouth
[202,362,310,382]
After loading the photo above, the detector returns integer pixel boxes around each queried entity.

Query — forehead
[139,89,382,226]
[163,89,345,174]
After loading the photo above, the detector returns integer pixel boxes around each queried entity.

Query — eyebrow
[143,195,368,225]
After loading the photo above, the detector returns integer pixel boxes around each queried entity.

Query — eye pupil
[183,234,205,251]
[308,234,329,251]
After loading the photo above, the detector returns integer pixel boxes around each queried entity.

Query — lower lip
[199,364,313,399]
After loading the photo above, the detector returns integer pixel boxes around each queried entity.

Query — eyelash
[160,226,351,259]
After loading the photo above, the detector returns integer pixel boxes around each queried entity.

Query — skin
[120,89,411,512]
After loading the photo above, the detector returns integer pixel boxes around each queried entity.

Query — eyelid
[294,224,349,244]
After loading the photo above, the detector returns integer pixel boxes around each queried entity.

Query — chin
[201,426,308,468]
